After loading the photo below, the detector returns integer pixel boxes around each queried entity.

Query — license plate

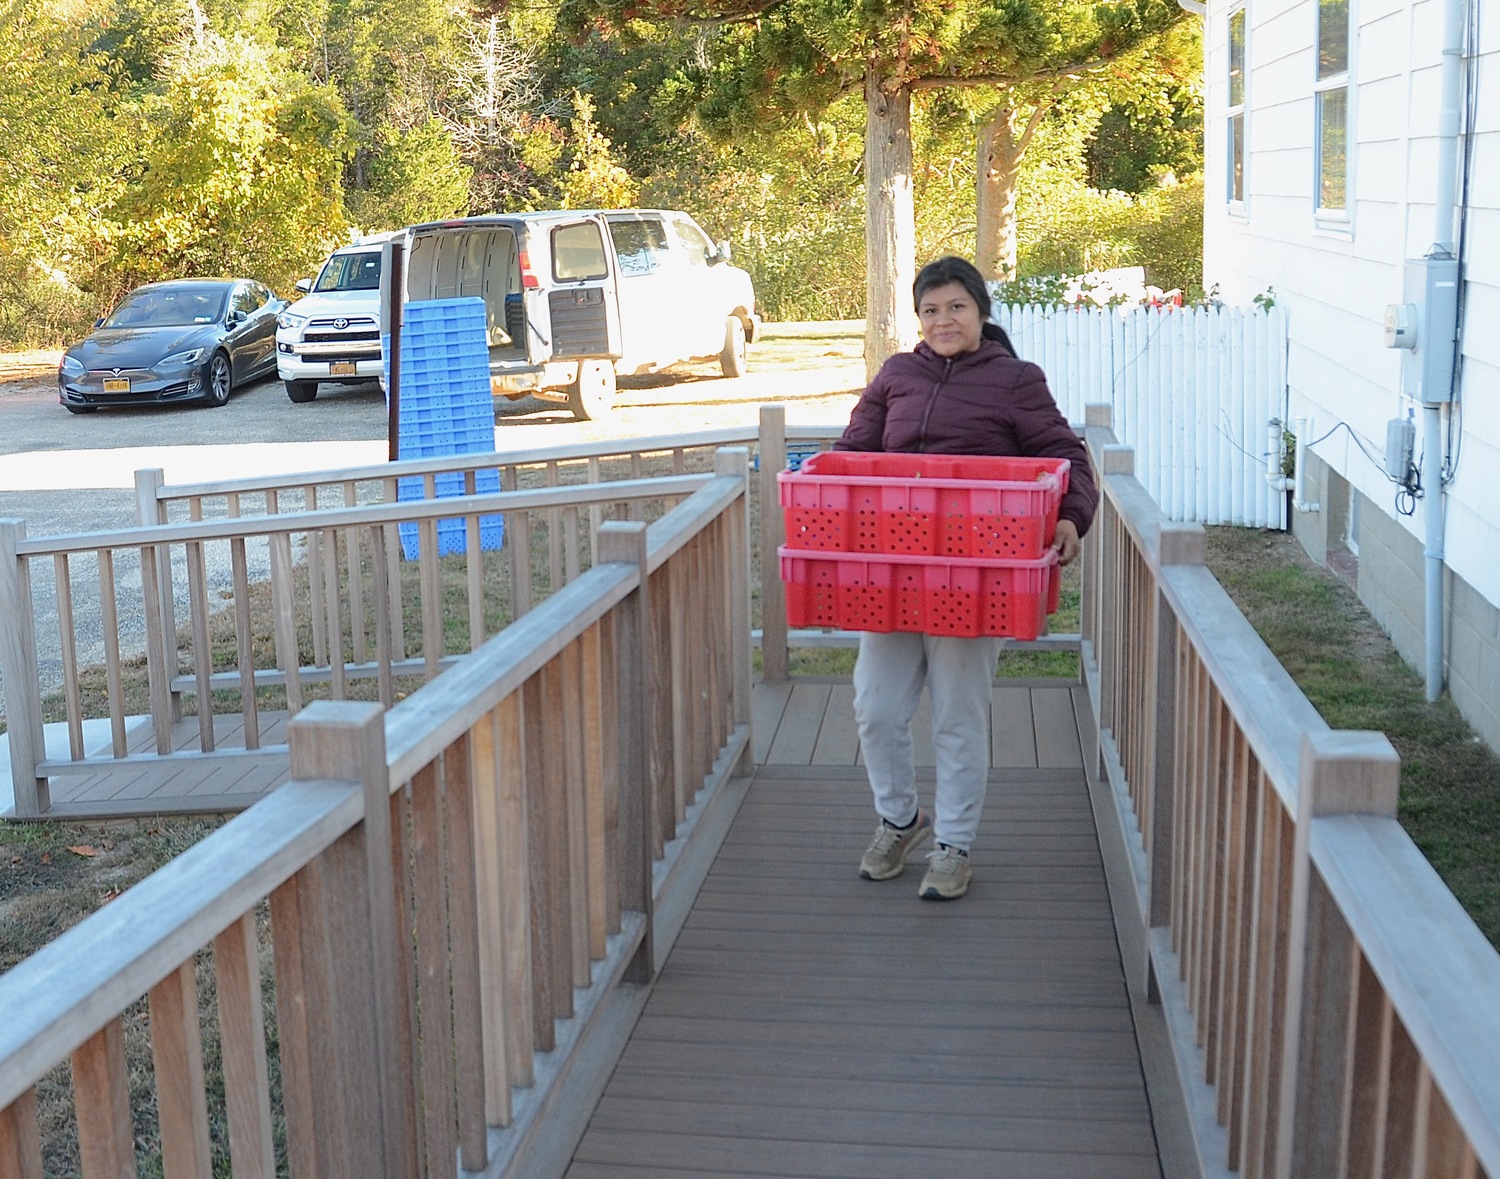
[102,377,130,393]
[329,361,357,376]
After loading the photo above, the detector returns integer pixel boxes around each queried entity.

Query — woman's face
[917,281,985,357]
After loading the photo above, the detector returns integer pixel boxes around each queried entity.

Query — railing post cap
[714,446,750,477]
[1099,444,1134,476]
[597,519,649,566]
[1298,729,1401,819]
[1157,521,1206,566]
[1084,403,1113,428]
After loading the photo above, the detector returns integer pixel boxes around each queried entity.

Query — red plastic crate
[779,452,1070,559]
[779,548,1061,639]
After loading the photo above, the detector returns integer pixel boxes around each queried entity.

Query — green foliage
[345,121,472,231]
[1017,174,1204,294]
[99,32,354,297]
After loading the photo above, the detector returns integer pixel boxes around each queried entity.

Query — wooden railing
[0,449,752,1178]
[1079,404,1500,1179]
[0,469,718,816]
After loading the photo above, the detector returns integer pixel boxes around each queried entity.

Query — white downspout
[1422,0,1466,702]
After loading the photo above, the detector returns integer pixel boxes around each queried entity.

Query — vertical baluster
[96,549,128,756]
[212,912,276,1179]
[71,1019,132,1176]
[382,476,407,665]
[546,461,563,594]
[0,1089,42,1179]
[323,529,346,698]
[139,541,174,753]
[581,622,609,956]
[186,533,215,752]
[587,457,603,554]
[268,531,302,714]
[495,692,535,1084]
[54,554,84,760]
[229,534,260,750]
[419,519,441,679]
[345,483,367,666]
[521,674,555,1050]
[304,486,327,670]
[561,642,591,986]
[442,735,489,1172]
[470,707,514,1127]
[367,527,394,709]
[149,959,213,1177]
[410,757,460,1174]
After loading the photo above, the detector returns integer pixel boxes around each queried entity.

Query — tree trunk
[975,109,1022,282]
[863,70,916,380]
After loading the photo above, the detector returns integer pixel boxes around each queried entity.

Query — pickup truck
[385,209,759,420]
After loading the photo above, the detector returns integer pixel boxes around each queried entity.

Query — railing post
[716,447,754,776]
[1080,404,1114,657]
[597,521,656,984]
[277,700,416,1179]
[1275,730,1400,1179]
[758,403,789,683]
[1148,523,1205,979]
[0,520,47,817]
[133,468,181,723]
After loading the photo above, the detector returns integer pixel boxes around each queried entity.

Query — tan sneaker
[919,845,971,900]
[859,809,933,880]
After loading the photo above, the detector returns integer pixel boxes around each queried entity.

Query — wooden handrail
[0,453,755,1178]
[1081,402,1500,1179]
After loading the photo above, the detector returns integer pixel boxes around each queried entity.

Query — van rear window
[552,223,609,281]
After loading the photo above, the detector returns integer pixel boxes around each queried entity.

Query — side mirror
[295,278,313,294]
[227,310,246,326]
[714,240,732,263]
[93,317,105,328]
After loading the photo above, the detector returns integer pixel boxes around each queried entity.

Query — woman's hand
[1052,519,1081,566]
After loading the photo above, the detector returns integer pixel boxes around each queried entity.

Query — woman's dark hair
[912,255,1016,356]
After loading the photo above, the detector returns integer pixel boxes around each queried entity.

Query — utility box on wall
[1399,256,1461,405]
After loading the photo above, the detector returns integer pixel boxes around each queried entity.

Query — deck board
[565,675,1157,1179]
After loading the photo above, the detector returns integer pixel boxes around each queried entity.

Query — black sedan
[58,279,287,413]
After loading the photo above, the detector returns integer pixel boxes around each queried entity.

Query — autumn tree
[563,0,1184,375]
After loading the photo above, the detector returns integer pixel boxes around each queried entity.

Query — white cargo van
[384,209,759,420]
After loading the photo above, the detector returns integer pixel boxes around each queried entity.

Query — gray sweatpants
[851,631,1003,853]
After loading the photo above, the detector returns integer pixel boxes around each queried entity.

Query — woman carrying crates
[835,256,1099,900]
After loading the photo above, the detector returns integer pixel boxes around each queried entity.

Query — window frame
[1313,0,1352,226]
[1226,3,1248,213]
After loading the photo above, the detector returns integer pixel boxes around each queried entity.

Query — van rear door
[539,216,622,362]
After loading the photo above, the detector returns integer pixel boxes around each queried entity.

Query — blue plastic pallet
[396,468,504,559]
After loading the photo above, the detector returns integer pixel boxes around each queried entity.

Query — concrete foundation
[1290,450,1500,754]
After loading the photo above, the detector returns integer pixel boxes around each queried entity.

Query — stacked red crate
[777,452,1069,638]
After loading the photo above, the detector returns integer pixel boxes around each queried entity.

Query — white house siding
[1203,0,1500,748]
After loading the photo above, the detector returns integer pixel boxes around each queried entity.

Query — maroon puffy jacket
[834,338,1099,536]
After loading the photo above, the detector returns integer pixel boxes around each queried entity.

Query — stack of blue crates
[386,298,504,559]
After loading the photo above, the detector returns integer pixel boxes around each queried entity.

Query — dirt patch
[0,351,61,398]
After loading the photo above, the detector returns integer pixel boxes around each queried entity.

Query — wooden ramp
[565,679,1163,1178]
[4,712,292,820]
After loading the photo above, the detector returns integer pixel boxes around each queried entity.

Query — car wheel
[720,315,747,378]
[286,380,318,403]
[64,404,97,415]
[206,352,232,407]
[566,360,616,421]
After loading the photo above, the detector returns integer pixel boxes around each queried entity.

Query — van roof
[404,209,693,234]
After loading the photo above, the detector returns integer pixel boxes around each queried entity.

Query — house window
[1228,6,1246,205]
[1315,0,1349,213]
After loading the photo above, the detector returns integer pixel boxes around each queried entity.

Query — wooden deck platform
[565,678,1162,1178]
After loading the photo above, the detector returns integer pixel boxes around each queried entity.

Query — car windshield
[314,252,382,292]
[103,287,227,328]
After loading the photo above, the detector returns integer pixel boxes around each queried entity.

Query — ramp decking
[565,678,1162,1178]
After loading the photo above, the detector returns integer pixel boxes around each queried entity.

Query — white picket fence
[996,303,1290,528]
